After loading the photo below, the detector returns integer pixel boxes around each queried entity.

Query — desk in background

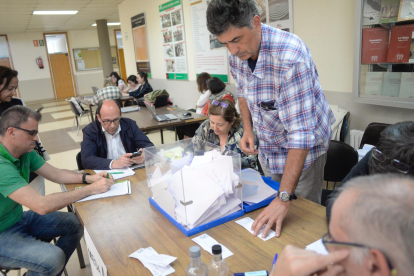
[65,169,327,276]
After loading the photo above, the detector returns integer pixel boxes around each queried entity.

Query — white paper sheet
[95,168,135,180]
[306,239,328,255]
[192,234,233,259]
[235,217,276,241]
[129,247,175,276]
[77,181,131,202]
[241,169,277,204]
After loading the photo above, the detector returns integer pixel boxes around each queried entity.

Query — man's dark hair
[0,106,41,136]
[207,77,226,95]
[96,99,121,117]
[369,121,414,175]
[137,72,148,83]
[0,66,18,93]
[206,0,260,36]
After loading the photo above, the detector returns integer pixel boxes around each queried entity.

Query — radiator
[350,129,365,149]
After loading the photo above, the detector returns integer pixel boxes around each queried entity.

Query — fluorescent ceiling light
[92,22,121,26]
[33,11,78,15]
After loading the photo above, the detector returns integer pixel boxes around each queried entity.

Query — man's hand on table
[251,197,290,238]
[86,171,114,183]
[270,245,348,276]
[240,130,258,155]
[87,178,115,194]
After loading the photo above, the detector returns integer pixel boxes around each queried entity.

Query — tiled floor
[7,99,177,276]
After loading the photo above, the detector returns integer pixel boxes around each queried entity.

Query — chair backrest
[359,122,390,149]
[76,151,84,171]
[324,140,359,183]
[66,99,81,116]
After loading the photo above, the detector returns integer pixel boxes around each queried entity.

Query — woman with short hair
[193,99,258,170]
[128,72,153,99]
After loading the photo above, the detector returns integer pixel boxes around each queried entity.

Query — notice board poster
[131,13,152,78]
[190,0,229,82]
[160,0,188,80]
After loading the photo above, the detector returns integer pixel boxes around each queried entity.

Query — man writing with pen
[81,99,154,170]
[0,106,115,275]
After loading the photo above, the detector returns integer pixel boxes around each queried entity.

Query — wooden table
[65,169,328,276]
[123,106,207,143]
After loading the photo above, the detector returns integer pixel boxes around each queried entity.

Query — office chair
[66,99,90,135]
[359,122,390,149]
[321,140,358,206]
[76,151,84,171]
[0,265,21,276]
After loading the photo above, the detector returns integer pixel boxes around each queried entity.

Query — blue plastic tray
[242,176,280,213]
[149,197,245,237]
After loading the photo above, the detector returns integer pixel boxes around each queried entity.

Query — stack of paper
[77,181,131,202]
[129,247,176,276]
[241,169,277,205]
[150,150,242,229]
[192,234,233,259]
[95,167,135,180]
[235,217,276,241]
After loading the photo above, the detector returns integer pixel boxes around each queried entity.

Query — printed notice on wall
[160,0,188,80]
[84,227,107,276]
[190,0,229,82]
[131,12,152,78]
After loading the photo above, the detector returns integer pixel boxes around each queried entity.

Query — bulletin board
[72,47,118,71]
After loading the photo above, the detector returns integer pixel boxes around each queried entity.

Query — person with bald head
[81,99,154,170]
[270,174,414,276]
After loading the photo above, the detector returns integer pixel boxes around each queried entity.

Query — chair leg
[72,116,76,132]
[77,115,82,136]
[76,242,86,269]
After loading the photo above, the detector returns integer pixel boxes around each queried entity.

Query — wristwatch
[82,173,91,184]
[278,191,297,202]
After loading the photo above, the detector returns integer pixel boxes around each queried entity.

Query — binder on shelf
[361,27,390,64]
[387,24,414,63]
[399,72,414,98]
[363,0,381,25]
[398,0,414,21]
[382,72,402,97]
[365,72,385,95]
[380,0,400,23]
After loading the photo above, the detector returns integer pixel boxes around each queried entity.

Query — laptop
[121,106,140,113]
[144,101,178,122]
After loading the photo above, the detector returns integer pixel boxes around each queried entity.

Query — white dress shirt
[102,125,126,169]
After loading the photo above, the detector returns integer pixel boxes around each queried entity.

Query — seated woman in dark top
[325,121,414,221]
[0,66,21,115]
[128,72,153,99]
[192,99,258,170]
[122,75,141,95]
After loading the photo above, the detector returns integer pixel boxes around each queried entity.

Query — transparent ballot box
[143,139,243,235]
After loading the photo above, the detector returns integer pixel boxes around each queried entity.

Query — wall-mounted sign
[33,40,39,47]
[131,12,152,78]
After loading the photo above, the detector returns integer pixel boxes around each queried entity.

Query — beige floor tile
[51,110,77,120]
[147,130,176,146]
[39,118,90,133]
[41,101,69,108]
[40,105,71,114]
[67,130,84,143]
[47,149,80,171]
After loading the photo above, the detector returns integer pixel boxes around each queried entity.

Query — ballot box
[144,139,244,236]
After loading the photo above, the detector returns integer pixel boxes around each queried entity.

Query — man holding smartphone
[81,99,154,170]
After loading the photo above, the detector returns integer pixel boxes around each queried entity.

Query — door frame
[43,32,78,100]
[0,34,20,97]
[114,29,125,80]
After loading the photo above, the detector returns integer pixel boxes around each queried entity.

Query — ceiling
[0,0,124,34]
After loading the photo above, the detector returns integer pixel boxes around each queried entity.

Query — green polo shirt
[0,143,45,233]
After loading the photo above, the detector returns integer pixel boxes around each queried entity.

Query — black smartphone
[130,151,142,158]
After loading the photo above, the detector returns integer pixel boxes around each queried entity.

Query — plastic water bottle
[208,245,229,276]
[186,246,208,276]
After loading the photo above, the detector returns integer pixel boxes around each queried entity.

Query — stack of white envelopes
[241,169,277,205]
[149,150,242,229]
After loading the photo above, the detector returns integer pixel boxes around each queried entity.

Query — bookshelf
[354,0,414,109]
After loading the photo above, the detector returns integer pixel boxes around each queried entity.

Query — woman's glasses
[211,100,228,108]
[372,147,410,174]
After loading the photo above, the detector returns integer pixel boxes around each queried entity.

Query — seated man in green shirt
[0,106,114,276]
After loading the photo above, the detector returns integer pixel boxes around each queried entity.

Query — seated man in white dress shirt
[81,99,154,170]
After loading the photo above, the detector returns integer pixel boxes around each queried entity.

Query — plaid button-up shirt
[230,24,335,174]
[91,86,122,105]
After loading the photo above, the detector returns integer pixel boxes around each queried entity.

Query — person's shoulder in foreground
[271,174,414,276]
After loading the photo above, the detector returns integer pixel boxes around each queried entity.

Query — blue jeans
[0,210,83,276]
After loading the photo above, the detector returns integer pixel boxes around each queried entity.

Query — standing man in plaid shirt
[207,0,335,238]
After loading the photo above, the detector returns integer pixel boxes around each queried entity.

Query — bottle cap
[189,246,201,258]
[212,244,222,255]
